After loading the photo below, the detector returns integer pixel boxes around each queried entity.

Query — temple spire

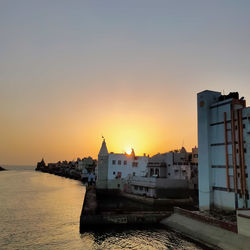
[98,138,108,156]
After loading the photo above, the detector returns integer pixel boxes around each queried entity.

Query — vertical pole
[239,109,247,207]
[237,109,244,196]
[224,112,230,191]
[231,105,238,208]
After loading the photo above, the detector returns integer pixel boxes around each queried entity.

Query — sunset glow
[125,147,132,155]
[1,1,250,165]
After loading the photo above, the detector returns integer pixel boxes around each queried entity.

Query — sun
[125,147,132,155]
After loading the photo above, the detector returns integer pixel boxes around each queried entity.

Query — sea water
[0,167,204,249]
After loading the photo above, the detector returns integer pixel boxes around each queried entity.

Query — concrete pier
[79,187,171,232]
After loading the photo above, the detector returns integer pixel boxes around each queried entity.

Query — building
[96,139,149,190]
[129,147,198,198]
[77,157,96,171]
[77,157,96,181]
[191,147,198,165]
[147,147,191,179]
[198,90,250,210]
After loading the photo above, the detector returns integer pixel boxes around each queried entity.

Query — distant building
[77,157,96,181]
[96,139,149,190]
[198,90,250,210]
[129,147,198,198]
[191,147,198,165]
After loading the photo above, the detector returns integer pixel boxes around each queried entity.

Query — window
[145,187,149,192]
[134,185,138,190]
[150,168,154,176]
[118,160,121,165]
[194,154,198,158]
[155,169,159,176]
[139,186,143,191]
[133,172,135,176]
[132,162,138,167]
[124,160,127,165]
[117,184,120,188]
[113,171,116,175]
[112,160,116,165]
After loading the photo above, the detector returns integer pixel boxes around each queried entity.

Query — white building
[147,147,191,180]
[129,147,198,198]
[198,90,250,210]
[96,139,149,190]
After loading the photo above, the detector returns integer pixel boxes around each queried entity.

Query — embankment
[161,207,250,250]
[80,187,171,232]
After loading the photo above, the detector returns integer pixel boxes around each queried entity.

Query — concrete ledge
[174,207,237,233]
[161,207,250,250]
[80,212,171,232]
[237,209,250,237]
[80,187,171,233]
[120,192,193,206]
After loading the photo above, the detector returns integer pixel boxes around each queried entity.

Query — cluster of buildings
[96,139,198,199]
[36,157,96,181]
[36,89,249,214]
[96,90,250,212]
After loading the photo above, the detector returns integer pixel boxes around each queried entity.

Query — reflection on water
[0,170,203,249]
[81,228,204,250]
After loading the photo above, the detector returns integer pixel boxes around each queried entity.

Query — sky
[1,0,250,165]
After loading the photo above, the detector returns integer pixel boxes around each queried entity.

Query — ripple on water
[80,228,205,250]
[1,171,204,250]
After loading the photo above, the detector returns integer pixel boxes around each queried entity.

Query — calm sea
[0,167,204,249]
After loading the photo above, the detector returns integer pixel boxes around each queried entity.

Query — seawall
[80,187,171,232]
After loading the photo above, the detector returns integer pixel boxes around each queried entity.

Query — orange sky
[1,1,250,165]
[0,78,199,165]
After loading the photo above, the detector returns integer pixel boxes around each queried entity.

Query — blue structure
[198,90,250,210]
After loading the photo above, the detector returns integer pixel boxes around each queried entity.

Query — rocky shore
[0,166,6,171]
